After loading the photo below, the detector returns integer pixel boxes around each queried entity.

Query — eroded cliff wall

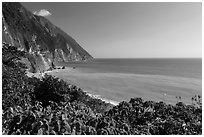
[2,2,93,73]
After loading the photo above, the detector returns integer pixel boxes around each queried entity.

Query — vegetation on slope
[2,43,202,135]
[2,43,33,110]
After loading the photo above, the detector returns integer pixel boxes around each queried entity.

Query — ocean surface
[53,58,202,105]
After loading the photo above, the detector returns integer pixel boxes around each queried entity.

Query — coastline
[48,68,201,105]
[27,64,201,106]
[26,66,71,79]
[26,66,119,106]
[83,90,119,106]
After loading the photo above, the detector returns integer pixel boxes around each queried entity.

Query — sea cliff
[2,2,93,73]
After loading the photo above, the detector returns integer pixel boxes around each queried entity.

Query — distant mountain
[2,2,93,73]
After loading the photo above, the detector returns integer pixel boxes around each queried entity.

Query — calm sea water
[58,58,202,79]
[54,58,202,104]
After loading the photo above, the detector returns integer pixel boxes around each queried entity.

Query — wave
[83,90,119,106]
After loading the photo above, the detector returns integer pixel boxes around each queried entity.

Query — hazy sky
[22,2,202,58]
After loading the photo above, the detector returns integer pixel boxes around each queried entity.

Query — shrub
[2,43,202,135]
[33,74,67,107]
[2,43,33,110]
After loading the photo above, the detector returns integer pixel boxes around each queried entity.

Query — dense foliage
[2,43,33,110]
[2,43,202,135]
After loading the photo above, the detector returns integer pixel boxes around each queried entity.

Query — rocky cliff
[2,2,93,73]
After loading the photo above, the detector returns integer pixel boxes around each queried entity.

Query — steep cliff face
[2,2,93,73]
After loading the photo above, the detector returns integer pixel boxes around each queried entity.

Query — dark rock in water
[2,2,93,73]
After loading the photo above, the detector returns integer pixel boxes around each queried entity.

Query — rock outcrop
[2,2,93,73]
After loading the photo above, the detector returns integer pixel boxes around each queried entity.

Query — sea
[54,58,202,105]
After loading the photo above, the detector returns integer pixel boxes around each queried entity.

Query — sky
[21,2,202,58]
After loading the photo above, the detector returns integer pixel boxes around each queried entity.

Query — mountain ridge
[2,2,93,73]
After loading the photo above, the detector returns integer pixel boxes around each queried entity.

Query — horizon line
[93,57,202,59]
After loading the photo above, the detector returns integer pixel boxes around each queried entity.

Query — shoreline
[26,65,201,106]
[26,66,71,78]
[83,90,119,106]
[26,66,119,106]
